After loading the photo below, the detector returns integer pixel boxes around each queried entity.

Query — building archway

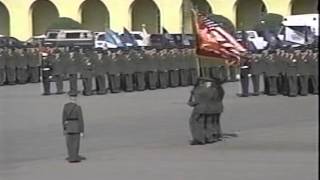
[291,0,318,15]
[131,0,160,33]
[236,0,267,30]
[181,0,212,34]
[31,0,59,35]
[0,2,10,36]
[80,0,109,32]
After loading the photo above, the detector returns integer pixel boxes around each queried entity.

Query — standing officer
[122,52,135,92]
[239,56,250,97]
[0,48,6,86]
[285,51,298,97]
[6,48,17,85]
[108,51,121,93]
[41,50,53,95]
[187,77,225,145]
[144,48,158,90]
[93,52,107,95]
[187,49,198,85]
[265,53,279,96]
[28,48,41,83]
[250,54,263,96]
[158,49,169,89]
[80,49,94,96]
[62,96,86,163]
[16,48,28,84]
[132,50,146,91]
[67,48,80,97]
[297,50,310,96]
[52,48,65,94]
[309,51,318,94]
[261,50,269,94]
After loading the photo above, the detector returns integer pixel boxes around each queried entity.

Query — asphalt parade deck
[0,82,318,180]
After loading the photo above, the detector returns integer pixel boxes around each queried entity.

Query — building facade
[0,0,318,40]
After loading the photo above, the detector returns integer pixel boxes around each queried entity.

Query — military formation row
[237,48,319,97]
[39,48,220,96]
[0,48,41,85]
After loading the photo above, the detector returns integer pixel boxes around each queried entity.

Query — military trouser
[134,72,146,91]
[251,74,260,95]
[66,133,81,162]
[42,76,51,95]
[54,74,64,94]
[122,74,134,92]
[16,68,28,84]
[169,70,179,87]
[200,67,210,78]
[82,76,93,96]
[229,66,237,82]
[189,111,206,144]
[287,75,298,97]
[205,113,222,143]
[6,68,16,85]
[108,74,121,93]
[209,67,219,79]
[29,67,40,83]
[267,76,278,95]
[146,71,158,90]
[240,74,249,96]
[309,75,318,94]
[179,69,189,86]
[263,74,269,95]
[158,71,169,89]
[219,68,228,82]
[298,75,309,96]
[276,74,285,94]
[0,68,6,85]
[95,75,107,95]
[68,74,78,96]
[189,68,197,85]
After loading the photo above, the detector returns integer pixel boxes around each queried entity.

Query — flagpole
[191,9,202,78]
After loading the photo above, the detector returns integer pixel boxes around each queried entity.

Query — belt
[66,118,78,121]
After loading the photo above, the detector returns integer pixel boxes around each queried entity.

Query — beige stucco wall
[0,0,317,40]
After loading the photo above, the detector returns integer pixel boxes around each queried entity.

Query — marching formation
[239,48,319,97]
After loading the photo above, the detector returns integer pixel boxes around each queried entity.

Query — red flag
[194,12,247,64]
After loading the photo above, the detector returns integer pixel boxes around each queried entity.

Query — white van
[44,29,94,47]
[278,14,319,45]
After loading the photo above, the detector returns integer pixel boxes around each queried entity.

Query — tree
[254,13,283,33]
[48,17,83,30]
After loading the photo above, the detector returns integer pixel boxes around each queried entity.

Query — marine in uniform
[6,48,17,85]
[239,56,250,97]
[132,50,146,91]
[52,48,65,94]
[285,51,298,97]
[93,52,107,95]
[157,49,169,89]
[265,53,279,96]
[309,51,318,94]
[0,48,6,85]
[250,54,263,96]
[297,51,310,96]
[16,48,28,84]
[27,48,41,83]
[108,51,121,93]
[62,96,86,163]
[188,77,225,145]
[80,50,94,96]
[41,51,53,95]
[67,49,80,97]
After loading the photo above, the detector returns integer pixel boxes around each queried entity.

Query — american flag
[195,12,247,63]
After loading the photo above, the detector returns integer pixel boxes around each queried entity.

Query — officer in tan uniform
[62,96,86,163]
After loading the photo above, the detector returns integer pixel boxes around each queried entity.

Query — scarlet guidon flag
[194,12,247,64]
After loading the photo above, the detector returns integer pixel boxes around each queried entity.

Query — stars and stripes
[195,12,247,63]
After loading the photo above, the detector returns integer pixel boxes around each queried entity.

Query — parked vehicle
[236,30,269,51]
[44,29,94,47]
[0,36,25,48]
[277,14,319,46]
